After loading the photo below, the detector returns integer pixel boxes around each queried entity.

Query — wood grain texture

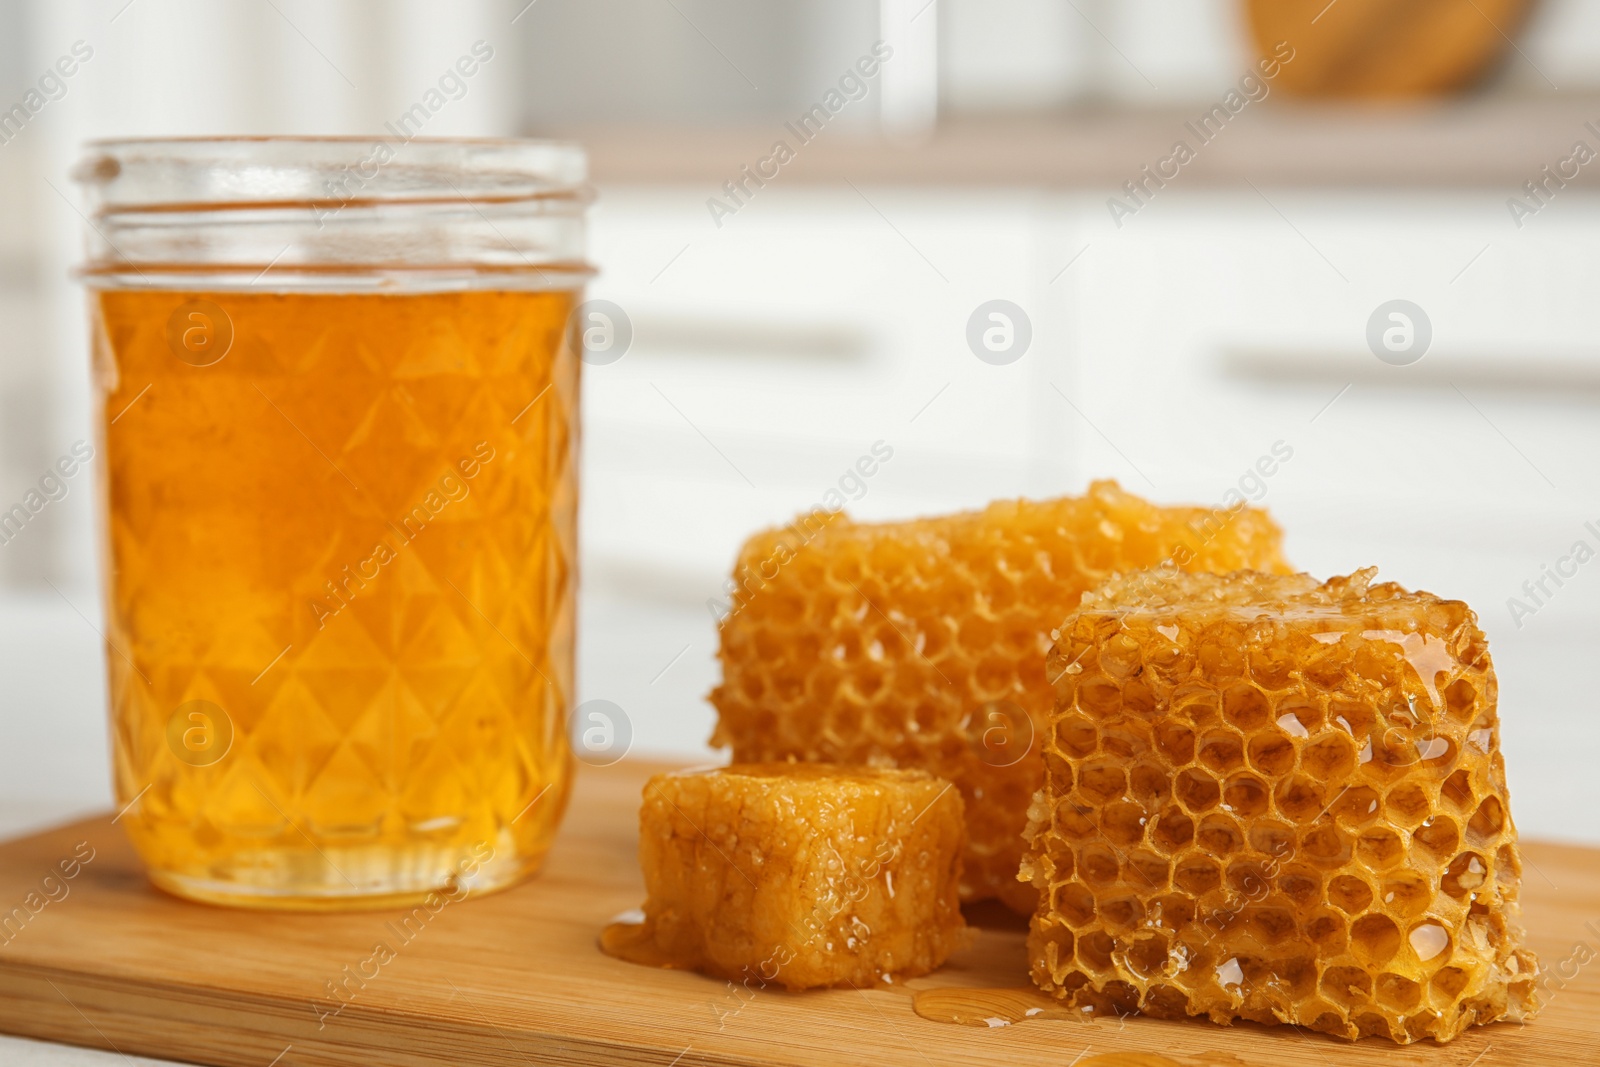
[0,760,1596,1067]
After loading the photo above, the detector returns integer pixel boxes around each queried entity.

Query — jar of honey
[75,138,591,909]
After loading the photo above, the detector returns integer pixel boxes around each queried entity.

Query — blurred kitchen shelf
[569,95,1600,188]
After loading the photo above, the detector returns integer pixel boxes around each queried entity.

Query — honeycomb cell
[711,480,1291,911]
[1225,858,1268,899]
[1275,775,1325,822]
[1355,827,1405,869]
[1196,813,1245,855]
[1247,906,1297,945]
[1099,979,1141,1014]
[1470,795,1506,839]
[1375,973,1422,1012]
[1127,850,1171,889]
[1301,825,1353,866]
[1125,934,1173,978]
[1100,724,1144,761]
[1151,810,1195,853]
[1101,801,1148,846]
[1304,733,1360,779]
[1196,729,1241,771]
[1247,730,1297,776]
[1441,852,1488,898]
[1248,820,1295,859]
[1381,871,1433,919]
[1054,798,1094,837]
[1413,816,1461,860]
[1077,761,1128,804]
[1154,720,1197,764]
[1304,908,1349,952]
[1175,768,1222,812]
[1079,844,1121,884]
[1408,920,1452,965]
[1328,874,1374,914]
[1099,895,1144,931]
[1128,762,1170,801]
[1020,567,1539,1043]
[1057,881,1097,926]
[1223,774,1271,818]
[1322,964,1373,1006]
[1224,683,1273,729]
[1272,954,1319,998]
[1432,965,1471,1000]
[1276,696,1322,734]
[1420,736,1456,768]
[1151,893,1196,930]
[1056,714,1098,758]
[1351,914,1402,965]
[1278,865,1322,908]
[1330,700,1376,737]
[1035,921,1075,981]
[1078,929,1116,973]
[1330,785,1382,825]
[1441,769,1475,811]
[1174,855,1222,896]
[1132,682,1170,721]
[612,763,966,989]
[1078,679,1122,718]
[1445,678,1478,719]
[1385,782,1431,826]
[1101,634,1144,678]
[1175,691,1220,727]
[1146,983,1192,1018]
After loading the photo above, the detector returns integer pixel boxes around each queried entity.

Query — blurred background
[2,0,1599,844]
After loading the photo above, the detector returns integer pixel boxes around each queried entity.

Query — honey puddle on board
[600,918,682,970]
[911,989,1196,1067]
[598,933,1212,1067]
[910,986,1080,1027]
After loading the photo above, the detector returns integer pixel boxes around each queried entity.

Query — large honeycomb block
[608,764,967,990]
[1021,568,1539,1043]
[710,480,1291,911]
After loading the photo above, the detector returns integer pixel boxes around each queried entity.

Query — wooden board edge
[0,959,763,1067]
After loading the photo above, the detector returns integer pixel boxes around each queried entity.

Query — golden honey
[92,288,578,908]
[1021,567,1538,1042]
[604,763,968,990]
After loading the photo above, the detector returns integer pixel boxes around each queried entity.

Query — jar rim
[74,136,592,287]
[75,136,589,214]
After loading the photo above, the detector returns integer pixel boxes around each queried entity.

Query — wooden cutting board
[1,760,1597,1067]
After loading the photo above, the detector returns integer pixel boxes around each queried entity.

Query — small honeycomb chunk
[711,480,1291,911]
[607,763,967,990]
[1021,568,1539,1043]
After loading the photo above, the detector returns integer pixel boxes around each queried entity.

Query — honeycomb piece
[710,480,1291,911]
[1021,567,1539,1043]
[607,763,967,990]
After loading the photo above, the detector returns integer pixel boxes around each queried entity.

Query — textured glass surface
[93,288,577,908]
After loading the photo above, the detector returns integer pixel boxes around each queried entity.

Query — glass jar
[74,137,590,909]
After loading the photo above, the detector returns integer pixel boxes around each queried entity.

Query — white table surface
[0,1036,187,1067]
